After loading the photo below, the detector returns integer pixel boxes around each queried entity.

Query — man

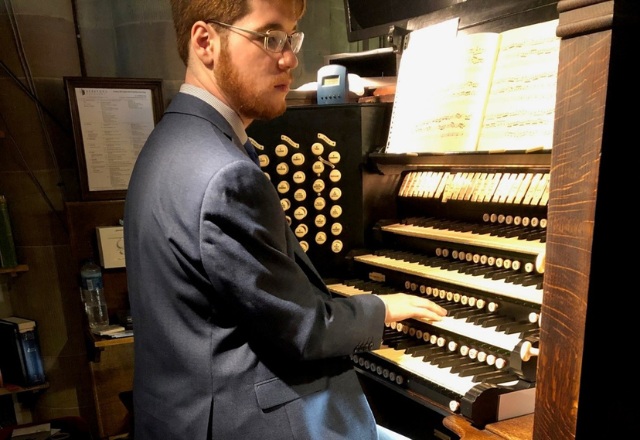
[123,0,447,438]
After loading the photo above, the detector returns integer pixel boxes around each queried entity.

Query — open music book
[385,19,560,154]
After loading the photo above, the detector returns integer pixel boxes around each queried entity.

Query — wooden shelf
[93,335,134,348]
[87,331,133,362]
[0,264,29,277]
[0,382,49,397]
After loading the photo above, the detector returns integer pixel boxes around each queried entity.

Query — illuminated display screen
[322,76,341,87]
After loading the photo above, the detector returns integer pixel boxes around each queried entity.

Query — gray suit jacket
[124,92,386,439]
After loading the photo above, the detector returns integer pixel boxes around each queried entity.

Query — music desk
[444,414,533,440]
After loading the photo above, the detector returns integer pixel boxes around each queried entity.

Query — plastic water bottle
[80,260,109,329]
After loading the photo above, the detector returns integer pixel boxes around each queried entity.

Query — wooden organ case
[247,0,636,438]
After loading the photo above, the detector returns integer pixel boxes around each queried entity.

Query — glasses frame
[206,20,304,54]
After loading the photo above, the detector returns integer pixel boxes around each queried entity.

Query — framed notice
[65,77,164,201]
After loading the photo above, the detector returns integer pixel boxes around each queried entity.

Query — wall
[0,0,370,431]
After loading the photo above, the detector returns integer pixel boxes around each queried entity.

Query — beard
[215,41,288,121]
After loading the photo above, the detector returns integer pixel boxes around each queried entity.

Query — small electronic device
[317,64,349,105]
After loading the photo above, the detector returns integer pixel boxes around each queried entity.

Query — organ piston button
[315,214,327,228]
[331,223,343,235]
[311,142,324,155]
[293,171,306,184]
[314,197,326,210]
[294,224,309,238]
[328,151,341,164]
[291,152,305,166]
[315,231,327,245]
[329,188,342,201]
[275,144,288,157]
[280,199,291,211]
[329,169,342,182]
[299,241,309,252]
[276,163,289,175]
[449,401,461,412]
[258,155,269,167]
[294,189,307,202]
[312,161,325,174]
[330,205,342,218]
[312,179,325,193]
[294,207,308,220]
[277,181,290,194]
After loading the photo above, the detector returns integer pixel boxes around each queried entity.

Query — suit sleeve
[199,160,385,361]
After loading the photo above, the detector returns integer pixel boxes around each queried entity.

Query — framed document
[65,77,164,201]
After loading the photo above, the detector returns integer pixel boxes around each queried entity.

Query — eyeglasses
[207,20,304,54]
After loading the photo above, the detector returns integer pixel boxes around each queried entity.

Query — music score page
[385,19,560,154]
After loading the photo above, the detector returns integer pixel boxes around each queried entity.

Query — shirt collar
[179,84,248,144]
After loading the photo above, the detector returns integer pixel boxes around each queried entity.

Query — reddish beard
[215,39,288,121]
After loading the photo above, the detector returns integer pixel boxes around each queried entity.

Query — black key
[457,364,496,377]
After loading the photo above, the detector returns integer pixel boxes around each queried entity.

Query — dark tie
[244,138,260,166]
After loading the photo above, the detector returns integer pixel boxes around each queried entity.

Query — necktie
[243,138,260,167]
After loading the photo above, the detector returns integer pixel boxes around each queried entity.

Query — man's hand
[376,293,447,324]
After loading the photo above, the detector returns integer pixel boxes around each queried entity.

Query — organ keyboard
[330,151,549,429]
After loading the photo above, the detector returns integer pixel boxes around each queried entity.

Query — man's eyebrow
[256,22,298,33]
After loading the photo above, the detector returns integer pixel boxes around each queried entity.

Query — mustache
[274,73,293,86]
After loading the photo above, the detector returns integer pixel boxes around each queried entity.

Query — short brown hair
[171,0,306,66]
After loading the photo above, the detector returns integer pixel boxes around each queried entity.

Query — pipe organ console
[248,0,637,438]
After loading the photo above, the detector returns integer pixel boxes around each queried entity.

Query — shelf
[0,264,29,277]
[87,331,133,362]
[0,382,49,397]
[366,150,551,175]
[94,335,134,348]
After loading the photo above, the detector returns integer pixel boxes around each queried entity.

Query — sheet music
[477,19,560,151]
[386,19,560,154]
[386,22,498,153]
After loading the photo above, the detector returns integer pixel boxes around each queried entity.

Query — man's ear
[190,21,217,66]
